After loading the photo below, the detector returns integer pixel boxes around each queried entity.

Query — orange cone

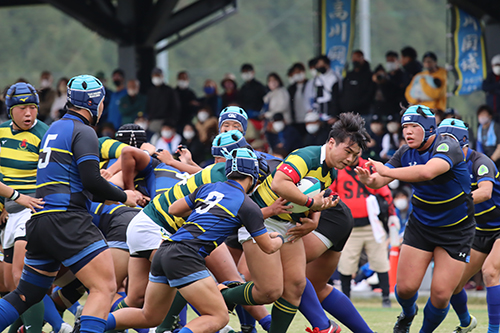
[389,245,399,292]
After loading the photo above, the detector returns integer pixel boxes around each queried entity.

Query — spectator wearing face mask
[265,113,302,155]
[393,187,412,238]
[287,62,309,135]
[38,70,56,123]
[482,54,500,118]
[133,112,154,142]
[194,107,218,146]
[371,64,401,118]
[50,77,69,121]
[385,51,406,105]
[238,63,267,119]
[303,112,329,146]
[364,115,385,160]
[152,121,182,154]
[181,123,207,164]
[119,79,147,124]
[476,104,500,167]
[405,51,447,111]
[380,115,402,162]
[263,72,291,124]
[400,46,423,89]
[146,67,181,133]
[307,55,341,122]
[106,68,127,130]
[95,71,113,111]
[220,73,239,108]
[199,79,222,117]
[175,71,199,130]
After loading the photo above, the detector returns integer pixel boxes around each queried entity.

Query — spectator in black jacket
[265,113,302,155]
[238,63,267,119]
[181,123,207,165]
[482,54,500,119]
[334,50,375,118]
[385,51,406,106]
[303,112,329,146]
[371,64,400,118]
[146,67,181,134]
[400,46,423,89]
[175,71,199,131]
[287,63,309,135]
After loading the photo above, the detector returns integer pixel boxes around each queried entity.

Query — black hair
[112,69,125,78]
[316,55,331,65]
[56,77,69,97]
[267,72,284,87]
[308,57,318,68]
[374,64,385,73]
[292,62,306,71]
[477,104,494,116]
[177,70,188,77]
[227,171,249,181]
[162,120,176,128]
[353,49,364,57]
[328,112,371,151]
[287,66,295,76]
[385,50,398,58]
[401,46,417,60]
[241,63,254,72]
[422,51,437,62]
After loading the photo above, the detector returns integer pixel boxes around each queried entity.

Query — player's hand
[177,146,193,165]
[123,190,138,207]
[157,149,175,165]
[354,166,376,186]
[269,198,292,216]
[0,209,8,226]
[268,232,285,251]
[134,190,150,207]
[365,158,390,177]
[287,216,318,243]
[310,191,339,211]
[16,194,44,213]
[140,142,156,156]
[100,168,113,180]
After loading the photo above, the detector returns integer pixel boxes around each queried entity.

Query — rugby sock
[105,314,116,331]
[178,327,193,333]
[156,292,188,333]
[487,285,500,333]
[179,306,187,327]
[80,315,106,333]
[450,288,471,327]
[7,317,23,333]
[235,306,256,332]
[68,301,81,316]
[395,284,418,317]
[269,297,298,333]
[298,279,330,330]
[43,294,64,332]
[378,272,390,297]
[20,300,45,333]
[220,282,256,305]
[321,287,372,333]
[258,315,271,332]
[420,299,449,333]
[339,274,351,298]
[111,295,126,312]
[0,299,20,331]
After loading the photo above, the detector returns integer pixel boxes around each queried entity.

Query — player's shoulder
[0,120,11,129]
[433,135,461,154]
[30,120,49,138]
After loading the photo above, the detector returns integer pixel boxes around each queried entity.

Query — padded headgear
[437,118,469,147]
[5,82,39,118]
[211,130,249,157]
[115,123,148,148]
[224,148,260,192]
[401,105,436,147]
[255,152,270,182]
[67,75,105,124]
[218,106,248,135]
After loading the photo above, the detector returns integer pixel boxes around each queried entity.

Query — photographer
[371,64,400,118]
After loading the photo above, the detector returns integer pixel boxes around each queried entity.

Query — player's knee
[211,312,229,332]
[4,268,52,314]
[430,287,452,307]
[89,277,116,300]
[286,276,307,298]
[396,283,417,299]
[482,265,499,286]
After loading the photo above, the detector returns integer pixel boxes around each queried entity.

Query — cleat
[240,325,257,333]
[393,305,418,333]
[58,323,73,333]
[453,315,477,333]
[305,319,341,333]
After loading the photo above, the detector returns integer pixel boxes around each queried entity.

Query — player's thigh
[75,249,116,294]
[455,249,485,292]
[126,256,152,307]
[205,243,243,282]
[396,244,433,296]
[431,247,467,306]
[242,241,283,296]
[306,249,341,296]
[303,232,329,263]
[109,248,129,286]
[482,238,500,286]
[280,239,307,300]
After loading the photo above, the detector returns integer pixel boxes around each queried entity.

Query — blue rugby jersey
[135,157,185,198]
[466,149,500,230]
[167,180,267,257]
[89,202,141,228]
[386,135,472,227]
[34,113,101,215]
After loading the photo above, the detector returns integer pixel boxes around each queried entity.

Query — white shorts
[2,208,31,249]
[126,210,171,256]
[238,217,295,244]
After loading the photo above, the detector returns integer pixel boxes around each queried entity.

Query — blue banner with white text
[451,5,487,95]
[321,0,356,75]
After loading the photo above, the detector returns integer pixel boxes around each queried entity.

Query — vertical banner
[320,0,357,75]
[450,5,487,95]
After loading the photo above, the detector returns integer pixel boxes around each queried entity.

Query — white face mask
[127,89,138,96]
[40,79,51,89]
[306,123,320,134]
[387,123,400,134]
[288,76,296,85]
[183,130,195,140]
[272,121,285,133]
[293,72,306,83]
[394,198,408,211]
[241,72,254,82]
[178,80,189,89]
[135,121,148,130]
[385,62,399,72]
[310,69,317,77]
[479,116,491,126]
[198,111,209,123]
[161,129,173,139]
[152,77,163,86]
[493,66,500,76]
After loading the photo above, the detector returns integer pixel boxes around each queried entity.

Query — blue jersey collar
[227,179,245,193]
[63,111,90,125]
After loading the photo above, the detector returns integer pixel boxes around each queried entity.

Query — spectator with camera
[371,64,401,118]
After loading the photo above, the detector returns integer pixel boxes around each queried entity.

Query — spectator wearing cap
[238,63,267,119]
[380,115,402,162]
[263,72,291,124]
[405,51,447,111]
[151,121,182,155]
[303,112,329,146]
[287,62,309,135]
[400,46,423,88]
[371,64,400,118]
[364,115,385,160]
[119,79,147,125]
[482,54,500,118]
[106,68,127,130]
[175,71,199,131]
[146,67,181,134]
[221,74,239,108]
[265,113,302,155]
[476,104,500,167]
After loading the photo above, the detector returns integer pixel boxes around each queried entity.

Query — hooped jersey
[99,137,127,162]
[89,202,141,228]
[386,135,472,227]
[466,149,500,230]
[167,180,266,257]
[0,120,48,194]
[135,157,187,198]
[252,145,336,222]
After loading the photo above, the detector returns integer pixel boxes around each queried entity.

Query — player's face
[220,120,243,133]
[11,104,37,130]
[326,138,361,169]
[402,123,424,149]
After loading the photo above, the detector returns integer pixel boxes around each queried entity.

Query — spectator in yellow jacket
[405,52,447,111]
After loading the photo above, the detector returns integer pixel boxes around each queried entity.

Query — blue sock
[235,305,256,330]
[80,315,107,333]
[179,306,187,327]
[395,284,418,317]
[105,314,116,331]
[117,292,126,298]
[258,315,271,332]
[0,298,20,330]
[43,294,63,332]
[420,299,450,333]
[450,289,470,327]
[178,327,193,333]
[135,329,150,333]
[298,279,330,330]
[321,287,372,333]
[68,301,81,316]
[487,285,500,333]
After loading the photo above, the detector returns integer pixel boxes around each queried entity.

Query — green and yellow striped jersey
[98,136,127,164]
[0,120,48,194]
